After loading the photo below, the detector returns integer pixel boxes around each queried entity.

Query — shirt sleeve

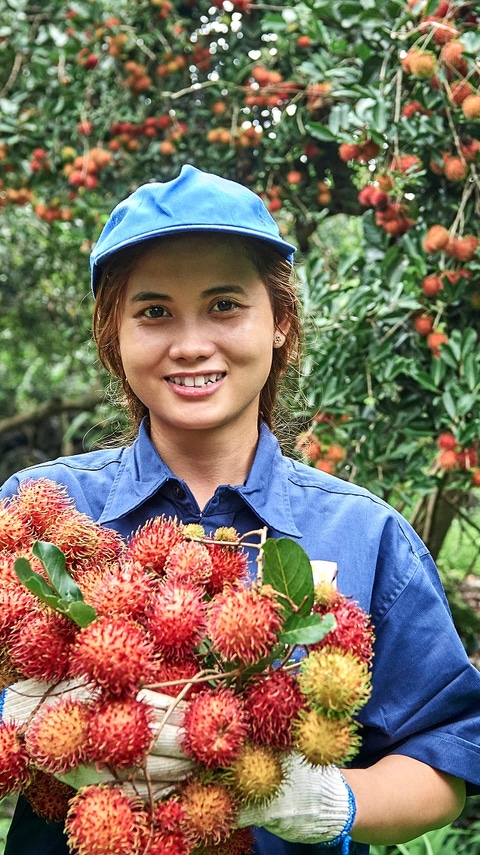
[354,515,480,794]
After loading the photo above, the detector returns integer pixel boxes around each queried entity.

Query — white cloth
[237,755,355,845]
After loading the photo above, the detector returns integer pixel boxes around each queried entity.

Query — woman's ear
[273,318,291,348]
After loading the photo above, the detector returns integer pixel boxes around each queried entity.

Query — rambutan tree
[0,0,479,559]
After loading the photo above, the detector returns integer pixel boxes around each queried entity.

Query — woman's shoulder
[283,453,388,503]
[0,445,129,517]
[2,445,125,484]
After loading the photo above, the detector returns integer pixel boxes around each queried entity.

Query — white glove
[2,678,91,725]
[58,687,194,800]
[237,754,356,848]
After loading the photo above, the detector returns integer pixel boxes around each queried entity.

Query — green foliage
[370,818,480,855]
[0,0,479,557]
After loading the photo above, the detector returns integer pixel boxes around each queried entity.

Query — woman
[1,164,480,854]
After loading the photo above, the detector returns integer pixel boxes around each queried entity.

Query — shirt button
[173,484,186,499]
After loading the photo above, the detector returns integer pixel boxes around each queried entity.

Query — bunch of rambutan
[0,478,374,855]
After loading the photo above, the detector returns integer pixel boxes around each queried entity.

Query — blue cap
[90,164,296,295]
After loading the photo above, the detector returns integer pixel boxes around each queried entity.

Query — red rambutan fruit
[338,143,360,162]
[423,224,450,253]
[199,826,255,855]
[206,585,283,666]
[44,511,123,572]
[462,95,480,121]
[437,432,457,450]
[71,615,156,695]
[312,596,375,664]
[421,273,443,298]
[15,478,73,538]
[440,39,467,73]
[24,768,75,823]
[164,540,213,587]
[407,49,437,78]
[413,313,434,336]
[443,154,468,181]
[438,449,459,470]
[146,579,206,657]
[182,687,250,767]
[449,80,473,106]
[9,609,77,682]
[0,583,36,646]
[356,139,380,162]
[150,654,203,698]
[228,742,285,805]
[294,432,322,463]
[315,459,335,474]
[297,646,372,715]
[448,235,479,262]
[389,154,422,174]
[180,778,238,846]
[88,559,154,621]
[357,185,378,207]
[139,797,192,855]
[427,330,449,356]
[0,499,32,550]
[24,696,91,773]
[401,100,431,118]
[0,721,31,797]
[65,785,141,855]
[0,649,21,692]
[243,670,306,750]
[457,446,478,470]
[125,515,184,576]
[204,541,249,596]
[294,708,361,766]
[86,695,154,768]
[0,550,18,584]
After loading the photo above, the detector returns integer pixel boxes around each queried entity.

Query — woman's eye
[212,299,238,313]
[142,306,169,318]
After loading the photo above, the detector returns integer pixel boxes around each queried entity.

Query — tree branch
[0,392,105,438]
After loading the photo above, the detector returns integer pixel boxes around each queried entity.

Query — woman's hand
[237,754,355,847]
[2,681,194,801]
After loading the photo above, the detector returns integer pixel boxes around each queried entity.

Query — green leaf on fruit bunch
[280,612,336,646]
[32,541,82,601]
[14,557,63,610]
[14,543,97,628]
[262,538,315,618]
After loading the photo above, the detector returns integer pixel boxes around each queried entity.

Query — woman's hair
[92,233,301,434]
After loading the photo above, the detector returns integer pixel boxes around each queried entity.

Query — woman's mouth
[167,373,225,388]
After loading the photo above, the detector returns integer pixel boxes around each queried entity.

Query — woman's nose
[167,321,217,361]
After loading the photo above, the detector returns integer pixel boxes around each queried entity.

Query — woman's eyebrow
[129,290,170,303]
[129,285,248,303]
[200,284,248,298]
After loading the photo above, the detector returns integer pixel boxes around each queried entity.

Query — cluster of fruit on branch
[0,478,374,855]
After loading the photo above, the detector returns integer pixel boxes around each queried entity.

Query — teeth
[170,374,223,387]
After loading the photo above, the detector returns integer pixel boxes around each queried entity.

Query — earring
[274,335,283,346]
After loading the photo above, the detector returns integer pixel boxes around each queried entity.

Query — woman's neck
[149,422,260,510]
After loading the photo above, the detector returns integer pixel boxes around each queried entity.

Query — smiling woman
[1,164,480,855]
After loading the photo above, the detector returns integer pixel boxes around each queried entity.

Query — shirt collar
[99,420,301,537]
[235,422,301,537]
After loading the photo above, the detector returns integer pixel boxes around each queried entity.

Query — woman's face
[117,236,281,445]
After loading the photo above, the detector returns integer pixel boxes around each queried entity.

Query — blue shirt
[2,420,480,855]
